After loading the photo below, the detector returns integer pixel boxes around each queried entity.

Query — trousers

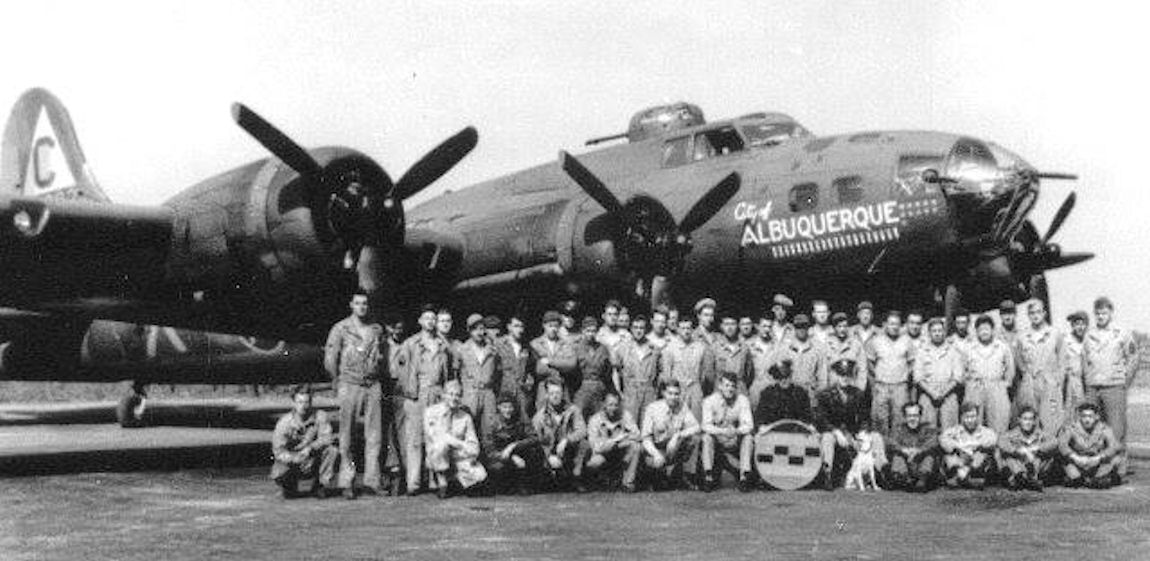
[337,381,382,490]
[871,381,908,436]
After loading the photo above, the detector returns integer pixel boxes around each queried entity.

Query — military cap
[581,316,599,329]
[999,299,1017,313]
[831,311,849,324]
[792,313,811,328]
[483,315,501,329]
[1066,310,1089,323]
[694,297,717,313]
[830,358,858,377]
[1094,296,1114,310]
[959,401,980,415]
[772,293,794,308]
[466,313,485,329]
[542,310,563,324]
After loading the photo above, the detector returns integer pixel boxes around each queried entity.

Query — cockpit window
[662,136,691,167]
[692,126,744,161]
[742,122,809,148]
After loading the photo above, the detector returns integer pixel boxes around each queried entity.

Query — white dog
[843,431,881,491]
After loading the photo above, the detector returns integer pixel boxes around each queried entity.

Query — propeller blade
[1034,172,1078,180]
[559,151,625,215]
[356,245,385,293]
[649,275,672,311]
[395,126,479,201]
[231,103,323,179]
[678,173,742,234]
[1043,251,1094,271]
[1042,191,1077,244]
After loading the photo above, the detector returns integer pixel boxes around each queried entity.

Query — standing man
[700,372,756,492]
[666,307,681,338]
[1063,310,1089,420]
[271,386,339,499]
[533,376,591,492]
[1059,402,1124,488]
[998,406,1058,491]
[738,315,757,343]
[568,316,613,420]
[826,312,866,392]
[324,290,385,499]
[939,403,998,489]
[694,298,718,346]
[885,402,939,492]
[712,312,754,397]
[810,300,833,344]
[770,293,795,344]
[914,319,964,430]
[641,380,701,490]
[1016,300,1066,432]
[661,316,715,421]
[747,314,779,412]
[533,310,572,413]
[949,310,975,358]
[558,299,580,342]
[904,310,927,354]
[996,300,1020,347]
[597,300,628,349]
[496,314,536,421]
[867,311,914,436]
[964,315,1016,435]
[1082,296,1137,471]
[585,392,642,492]
[381,313,408,495]
[458,314,501,443]
[852,301,879,347]
[396,304,453,496]
[614,314,661,425]
[778,314,827,407]
[648,307,673,351]
[424,380,488,498]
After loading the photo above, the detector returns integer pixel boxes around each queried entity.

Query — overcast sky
[2,0,1146,328]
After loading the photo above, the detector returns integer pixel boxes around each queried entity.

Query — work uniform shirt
[614,339,661,393]
[661,338,715,394]
[1058,420,1122,459]
[748,338,779,382]
[997,327,1020,348]
[1083,325,1138,387]
[868,334,914,385]
[641,399,700,446]
[587,410,640,454]
[939,424,997,454]
[852,324,879,347]
[272,410,335,464]
[694,326,717,347]
[1064,336,1085,381]
[531,334,571,385]
[324,317,384,386]
[772,323,794,346]
[998,427,1057,459]
[947,332,975,359]
[496,336,535,398]
[811,324,834,345]
[711,338,753,395]
[386,337,407,392]
[1017,325,1065,388]
[814,385,868,434]
[647,332,671,352]
[458,340,501,392]
[399,332,452,401]
[532,402,587,454]
[914,341,964,398]
[570,340,613,385]
[964,340,1016,385]
[700,392,754,445]
[754,384,813,426]
[778,338,828,393]
[596,326,631,351]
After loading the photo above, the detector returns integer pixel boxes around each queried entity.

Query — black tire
[116,393,146,428]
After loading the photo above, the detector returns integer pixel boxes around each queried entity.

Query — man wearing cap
[867,311,914,437]
[613,314,662,425]
[939,402,997,489]
[661,316,715,421]
[532,310,574,413]
[424,379,488,498]
[381,312,408,494]
[484,392,541,495]
[496,314,536,421]
[964,315,1015,435]
[712,312,754,397]
[641,379,701,490]
[815,359,881,490]
[483,314,502,343]
[747,314,780,413]
[1059,401,1124,488]
[885,402,939,492]
[1084,297,1137,476]
[568,316,613,420]
[1016,300,1066,432]
[754,360,814,427]
[914,318,964,429]
[770,293,795,344]
[558,299,580,342]
[324,291,386,498]
[1063,310,1089,420]
[397,304,454,496]
[852,301,879,347]
[700,372,756,492]
[996,300,1020,347]
[777,313,828,409]
[458,313,502,442]
[998,405,1057,491]
[585,392,642,492]
[826,312,866,392]
[533,376,591,492]
[810,300,834,345]
[693,297,718,346]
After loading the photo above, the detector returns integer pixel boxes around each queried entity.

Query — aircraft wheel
[116,392,147,428]
[1028,274,1050,312]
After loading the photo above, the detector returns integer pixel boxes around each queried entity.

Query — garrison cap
[831,312,849,324]
[1066,310,1089,323]
[999,299,1017,313]
[772,293,794,308]
[483,315,501,329]
[542,310,563,324]
[792,313,811,328]
[856,301,873,312]
[466,313,485,329]
[694,298,717,313]
[1094,296,1114,310]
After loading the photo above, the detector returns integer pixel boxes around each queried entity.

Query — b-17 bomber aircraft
[0,89,1092,426]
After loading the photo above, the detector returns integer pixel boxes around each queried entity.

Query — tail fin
[0,88,109,202]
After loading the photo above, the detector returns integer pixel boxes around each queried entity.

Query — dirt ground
[3,460,1150,561]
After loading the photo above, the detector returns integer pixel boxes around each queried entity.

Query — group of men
[269,290,1138,498]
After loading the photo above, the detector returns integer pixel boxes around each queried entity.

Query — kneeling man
[1059,402,1124,489]
[701,372,755,492]
[642,380,701,490]
[424,380,488,498]
[585,392,642,492]
[885,402,939,492]
[939,402,997,489]
[815,359,883,490]
[271,386,339,499]
[485,393,542,495]
[533,376,592,492]
[998,406,1058,491]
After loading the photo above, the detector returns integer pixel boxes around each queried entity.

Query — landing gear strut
[116,382,148,428]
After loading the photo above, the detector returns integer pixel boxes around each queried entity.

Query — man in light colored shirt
[661,316,715,421]
[1059,402,1124,488]
[963,315,1015,435]
[648,307,672,351]
[700,372,755,492]
[778,314,828,408]
[1015,300,1066,432]
[867,311,914,436]
[532,310,573,412]
[1082,296,1138,453]
[1062,310,1089,419]
[851,301,879,347]
[712,312,753,397]
[810,300,833,345]
[396,304,452,496]
[424,380,488,498]
[747,314,780,412]
[614,315,661,425]
[641,380,701,490]
[904,309,927,355]
[770,293,795,345]
[271,387,339,499]
[939,402,997,489]
[458,314,502,443]
[693,297,718,346]
[998,406,1057,491]
[585,392,642,492]
[914,319,964,430]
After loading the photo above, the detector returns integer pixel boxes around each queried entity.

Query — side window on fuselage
[662,137,691,167]
[789,182,819,212]
[834,176,864,204]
